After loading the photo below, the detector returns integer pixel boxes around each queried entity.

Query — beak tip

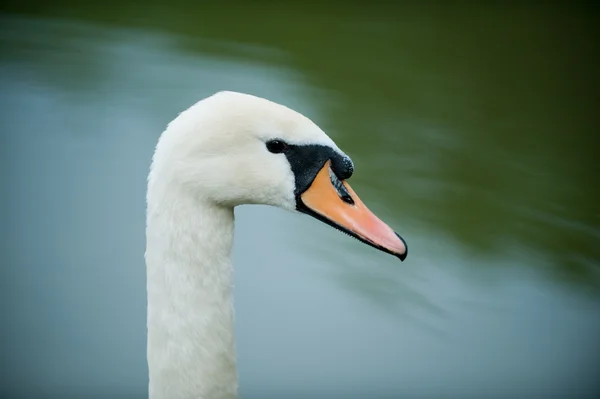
[394,232,408,262]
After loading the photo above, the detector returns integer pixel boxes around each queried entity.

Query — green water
[1,3,598,398]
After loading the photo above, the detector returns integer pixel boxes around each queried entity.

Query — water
[1,4,598,398]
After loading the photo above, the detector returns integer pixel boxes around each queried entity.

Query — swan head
[151,91,407,260]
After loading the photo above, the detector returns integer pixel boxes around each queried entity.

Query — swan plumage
[145,91,407,399]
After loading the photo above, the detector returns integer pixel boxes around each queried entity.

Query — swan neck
[146,187,237,399]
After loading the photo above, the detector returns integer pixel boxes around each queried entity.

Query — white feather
[145,91,349,399]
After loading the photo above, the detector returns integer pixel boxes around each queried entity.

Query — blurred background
[0,2,598,398]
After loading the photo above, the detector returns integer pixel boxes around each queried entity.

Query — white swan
[145,91,407,399]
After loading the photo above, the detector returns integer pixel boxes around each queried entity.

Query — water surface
[1,4,599,398]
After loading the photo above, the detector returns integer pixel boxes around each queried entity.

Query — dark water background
[1,2,599,398]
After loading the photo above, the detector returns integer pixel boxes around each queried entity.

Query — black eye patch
[278,143,353,198]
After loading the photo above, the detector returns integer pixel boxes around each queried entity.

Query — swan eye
[266,139,289,154]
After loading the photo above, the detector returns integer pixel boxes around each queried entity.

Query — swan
[145,91,408,399]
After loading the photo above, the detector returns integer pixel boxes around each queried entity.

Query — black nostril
[340,194,354,205]
[329,167,355,205]
[331,155,354,180]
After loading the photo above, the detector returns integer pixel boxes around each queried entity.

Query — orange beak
[298,161,407,261]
